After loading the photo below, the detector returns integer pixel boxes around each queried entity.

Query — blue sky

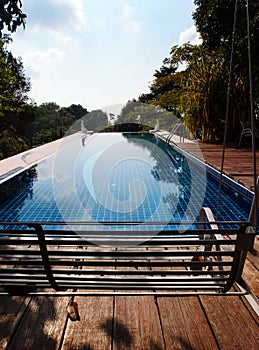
[10,0,201,112]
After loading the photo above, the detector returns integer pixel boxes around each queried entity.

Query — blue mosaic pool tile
[0,133,253,231]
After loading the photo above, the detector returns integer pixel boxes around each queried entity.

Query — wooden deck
[0,290,258,349]
[0,139,259,350]
[177,141,259,191]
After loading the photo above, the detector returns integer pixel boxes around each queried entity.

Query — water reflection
[0,167,38,222]
[122,132,194,221]
[0,132,251,227]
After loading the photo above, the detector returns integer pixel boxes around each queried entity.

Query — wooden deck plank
[200,295,259,350]
[0,295,30,350]
[61,296,114,350]
[157,296,219,350]
[61,245,114,350]
[247,237,259,270]
[243,259,259,296]
[7,296,70,350]
[111,246,165,350]
[59,244,166,350]
[113,295,165,350]
[177,141,259,190]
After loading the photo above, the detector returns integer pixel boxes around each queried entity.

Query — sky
[10,0,201,113]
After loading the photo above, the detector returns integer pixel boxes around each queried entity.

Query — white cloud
[49,30,73,45]
[178,25,202,45]
[120,4,142,36]
[23,48,65,78]
[24,0,86,32]
[121,4,135,21]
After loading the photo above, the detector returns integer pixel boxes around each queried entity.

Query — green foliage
[182,46,229,141]
[63,104,88,119]
[0,4,98,159]
[139,1,259,143]
[24,103,90,146]
[0,40,91,156]
[193,0,236,50]
[117,100,178,131]
[0,36,30,112]
[102,123,151,132]
[0,35,32,158]
[139,44,197,115]
[0,0,26,37]
[193,0,259,125]
[81,109,108,131]
[0,126,28,159]
[0,38,91,157]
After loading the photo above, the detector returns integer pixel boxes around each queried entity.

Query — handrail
[166,123,184,144]
[0,220,250,227]
[199,207,255,292]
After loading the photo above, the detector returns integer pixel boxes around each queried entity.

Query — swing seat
[0,208,255,296]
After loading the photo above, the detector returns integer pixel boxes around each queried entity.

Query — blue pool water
[0,132,253,230]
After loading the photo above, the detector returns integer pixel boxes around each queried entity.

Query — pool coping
[0,133,83,185]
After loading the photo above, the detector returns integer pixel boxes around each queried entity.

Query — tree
[139,44,200,114]
[23,103,90,146]
[182,46,229,141]
[0,35,30,116]
[193,0,259,122]
[117,100,176,131]
[139,71,183,114]
[65,104,88,119]
[0,0,26,37]
[139,43,199,126]
[0,35,32,158]
[0,4,94,157]
[83,109,108,131]
[139,1,258,142]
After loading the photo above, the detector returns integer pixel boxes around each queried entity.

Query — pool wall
[157,134,254,209]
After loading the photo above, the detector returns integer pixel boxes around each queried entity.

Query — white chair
[239,121,259,145]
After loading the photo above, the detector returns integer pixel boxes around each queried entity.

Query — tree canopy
[193,0,259,117]
[0,35,30,113]
[0,0,26,37]
[0,33,106,159]
[0,35,33,158]
[0,36,93,159]
[139,0,259,142]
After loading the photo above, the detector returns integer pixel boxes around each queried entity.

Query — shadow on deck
[0,289,258,349]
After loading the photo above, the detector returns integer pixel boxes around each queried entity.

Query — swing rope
[216,0,239,220]
[216,0,257,230]
[246,0,258,231]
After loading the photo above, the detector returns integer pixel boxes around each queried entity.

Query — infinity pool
[0,132,253,229]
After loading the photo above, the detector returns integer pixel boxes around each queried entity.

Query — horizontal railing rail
[0,209,256,297]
